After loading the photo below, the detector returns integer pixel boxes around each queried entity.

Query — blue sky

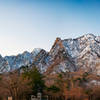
[0,0,100,56]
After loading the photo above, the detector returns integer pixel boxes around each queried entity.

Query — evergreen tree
[22,65,45,95]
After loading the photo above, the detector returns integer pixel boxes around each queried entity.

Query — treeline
[0,65,45,100]
[0,65,99,100]
[44,71,100,100]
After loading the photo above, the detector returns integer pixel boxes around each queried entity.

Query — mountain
[0,48,41,73]
[0,34,100,75]
[32,34,100,75]
[0,55,10,73]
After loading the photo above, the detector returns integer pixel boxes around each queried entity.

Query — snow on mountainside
[62,34,100,74]
[32,34,100,75]
[0,34,100,75]
[0,55,10,73]
[0,48,41,72]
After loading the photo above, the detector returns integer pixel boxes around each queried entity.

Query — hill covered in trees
[0,65,100,100]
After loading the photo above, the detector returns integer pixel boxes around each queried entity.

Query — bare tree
[0,72,31,100]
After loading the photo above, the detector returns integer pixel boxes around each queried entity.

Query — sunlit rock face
[33,34,100,75]
[0,34,100,75]
[62,34,100,75]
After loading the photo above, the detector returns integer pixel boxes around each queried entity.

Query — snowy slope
[0,48,41,72]
[0,34,100,75]
[32,34,100,75]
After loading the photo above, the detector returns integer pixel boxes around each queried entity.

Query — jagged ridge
[0,48,41,73]
[33,34,100,75]
[0,34,100,75]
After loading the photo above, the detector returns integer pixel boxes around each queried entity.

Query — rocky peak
[0,34,100,75]
[0,48,42,72]
[31,48,41,54]
[79,33,95,39]
[0,55,10,73]
[22,51,30,55]
[41,34,100,75]
[49,37,65,56]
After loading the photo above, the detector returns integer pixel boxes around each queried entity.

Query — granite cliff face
[33,34,100,75]
[0,55,10,73]
[0,48,41,73]
[0,34,100,75]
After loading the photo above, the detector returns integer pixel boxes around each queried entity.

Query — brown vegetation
[0,72,31,100]
[44,70,100,100]
[0,68,99,100]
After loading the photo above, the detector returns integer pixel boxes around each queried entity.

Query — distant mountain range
[0,34,100,75]
[0,48,41,73]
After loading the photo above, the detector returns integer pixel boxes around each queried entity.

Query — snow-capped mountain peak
[0,34,100,75]
[0,48,42,72]
[32,34,100,75]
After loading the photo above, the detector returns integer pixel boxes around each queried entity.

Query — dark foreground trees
[0,67,99,100]
[22,65,45,95]
[0,65,45,100]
